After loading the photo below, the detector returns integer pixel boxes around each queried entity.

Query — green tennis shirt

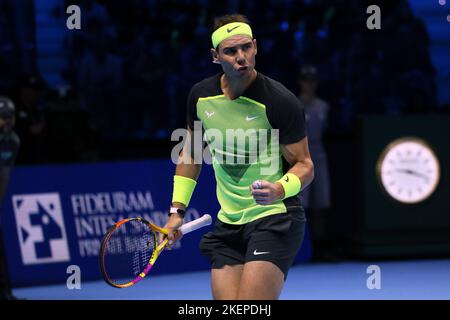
[187,72,306,224]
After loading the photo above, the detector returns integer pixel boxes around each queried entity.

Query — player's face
[213,35,257,79]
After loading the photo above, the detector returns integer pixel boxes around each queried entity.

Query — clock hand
[395,169,429,181]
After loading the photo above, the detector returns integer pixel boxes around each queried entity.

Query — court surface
[13,259,450,300]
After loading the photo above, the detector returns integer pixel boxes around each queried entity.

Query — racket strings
[132,229,155,277]
[102,219,156,286]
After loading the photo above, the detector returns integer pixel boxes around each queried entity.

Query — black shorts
[199,208,306,280]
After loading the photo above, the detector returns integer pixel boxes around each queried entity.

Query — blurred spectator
[297,65,335,262]
[0,96,20,300]
[13,73,48,164]
[77,36,122,138]
[3,0,438,157]
[44,89,99,163]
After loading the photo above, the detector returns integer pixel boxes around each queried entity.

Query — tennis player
[163,14,314,300]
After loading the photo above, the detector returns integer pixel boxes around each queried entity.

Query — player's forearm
[174,127,202,181]
[175,161,202,182]
[172,158,202,211]
[287,158,314,192]
[279,138,314,193]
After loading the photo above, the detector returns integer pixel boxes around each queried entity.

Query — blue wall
[1,160,311,287]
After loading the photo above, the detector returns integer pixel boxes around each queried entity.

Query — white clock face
[378,138,440,204]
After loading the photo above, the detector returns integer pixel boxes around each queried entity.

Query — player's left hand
[250,180,285,205]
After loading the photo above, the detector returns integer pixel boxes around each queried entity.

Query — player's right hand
[160,214,184,250]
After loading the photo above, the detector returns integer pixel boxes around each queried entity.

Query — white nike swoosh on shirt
[253,250,270,255]
[246,115,259,121]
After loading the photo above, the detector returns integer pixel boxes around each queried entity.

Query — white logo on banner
[12,193,70,265]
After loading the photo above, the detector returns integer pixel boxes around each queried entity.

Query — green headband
[211,22,253,49]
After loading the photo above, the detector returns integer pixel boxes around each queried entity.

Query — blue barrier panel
[1,160,310,287]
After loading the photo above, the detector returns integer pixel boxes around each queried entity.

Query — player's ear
[211,48,221,64]
[253,39,257,55]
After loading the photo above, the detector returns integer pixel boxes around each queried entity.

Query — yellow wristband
[277,173,301,199]
[172,175,197,207]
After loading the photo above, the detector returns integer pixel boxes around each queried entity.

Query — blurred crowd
[0,0,439,164]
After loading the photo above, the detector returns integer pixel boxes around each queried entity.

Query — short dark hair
[212,14,251,33]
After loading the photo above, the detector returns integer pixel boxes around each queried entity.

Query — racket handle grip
[179,214,212,235]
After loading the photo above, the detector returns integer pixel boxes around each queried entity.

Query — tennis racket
[99,214,212,288]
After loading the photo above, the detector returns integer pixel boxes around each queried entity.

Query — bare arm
[251,136,314,204]
[163,127,202,245]
[280,136,315,192]
[172,127,203,211]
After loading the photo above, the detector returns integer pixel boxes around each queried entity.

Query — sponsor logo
[13,193,70,265]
